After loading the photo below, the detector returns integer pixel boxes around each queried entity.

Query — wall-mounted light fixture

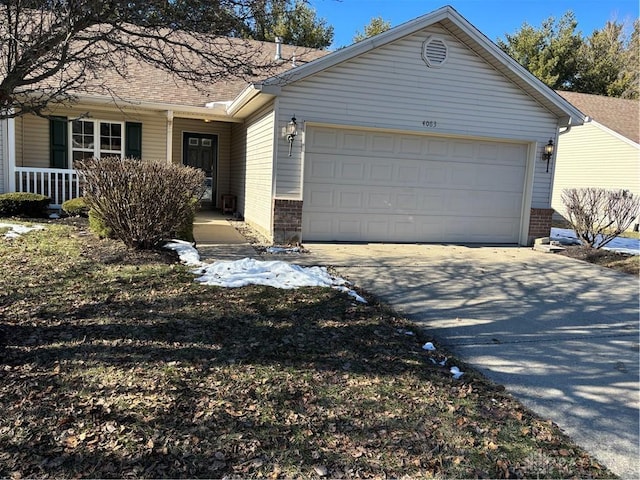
[542,138,554,172]
[287,116,297,156]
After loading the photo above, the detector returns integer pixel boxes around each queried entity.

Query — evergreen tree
[353,16,391,43]
[498,11,638,98]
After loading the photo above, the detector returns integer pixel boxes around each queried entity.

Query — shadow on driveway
[303,243,639,479]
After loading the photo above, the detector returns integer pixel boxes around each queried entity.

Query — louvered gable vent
[422,36,448,68]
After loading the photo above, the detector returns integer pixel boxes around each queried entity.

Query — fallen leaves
[0,222,614,479]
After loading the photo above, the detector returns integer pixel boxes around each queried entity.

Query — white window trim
[70,119,125,161]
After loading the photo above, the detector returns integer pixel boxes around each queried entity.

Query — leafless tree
[0,0,306,119]
[561,187,639,248]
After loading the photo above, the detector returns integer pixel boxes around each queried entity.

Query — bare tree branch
[1,0,324,119]
[561,187,640,248]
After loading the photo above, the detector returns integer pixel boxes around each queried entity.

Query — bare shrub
[76,157,205,249]
[561,187,639,248]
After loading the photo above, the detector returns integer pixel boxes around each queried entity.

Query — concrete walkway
[302,243,639,479]
[193,210,256,261]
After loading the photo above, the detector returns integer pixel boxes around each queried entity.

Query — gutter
[226,84,281,118]
[65,94,243,122]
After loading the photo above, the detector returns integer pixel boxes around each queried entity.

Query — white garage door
[302,127,528,243]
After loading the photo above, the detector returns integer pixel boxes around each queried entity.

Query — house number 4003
[422,120,437,128]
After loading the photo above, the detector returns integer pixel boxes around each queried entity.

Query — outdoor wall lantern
[542,138,554,172]
[287,116,297,156]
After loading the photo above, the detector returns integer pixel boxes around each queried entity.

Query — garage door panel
[372,134,395,152]
[307,188,334,208]
[444,217,519,243]
[338,191,363,209]
[303,128,527,243]
[368,192,393,210]
[343,131,366,150]
[341,162,365,179]
[308,159,335,179]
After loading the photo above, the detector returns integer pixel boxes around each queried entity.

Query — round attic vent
[422,36,448,68]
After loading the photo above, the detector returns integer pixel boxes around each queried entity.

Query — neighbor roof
[556,91,639,144]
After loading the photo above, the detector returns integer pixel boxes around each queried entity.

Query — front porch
[3,108,241,211]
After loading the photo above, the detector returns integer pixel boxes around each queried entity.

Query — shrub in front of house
[0,192,51,218]
[562,187,640,248]
[75,157,205,249]
[172,196,199,243]
[88,209,113,239]
[61,197,90,217]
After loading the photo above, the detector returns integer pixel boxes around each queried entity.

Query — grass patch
[0,223,614,478]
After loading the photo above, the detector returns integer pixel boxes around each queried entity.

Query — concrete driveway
[303,243,639,479]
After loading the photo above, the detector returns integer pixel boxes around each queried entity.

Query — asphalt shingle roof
[556,91,639,144]
[76,38,329,108]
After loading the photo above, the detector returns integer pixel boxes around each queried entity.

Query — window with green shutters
[51,118,143,167]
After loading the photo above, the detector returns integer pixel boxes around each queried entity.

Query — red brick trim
[528,208,553,244]
[273,199,303,244]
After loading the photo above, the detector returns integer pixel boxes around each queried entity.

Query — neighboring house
[0,6,583,245]
[552,91,640,230]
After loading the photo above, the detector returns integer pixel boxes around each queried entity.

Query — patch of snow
[450,366,464,379]
[164,240,203,266]
[550,228,639,255]
[165,241,366,302]
[0,222,45,239]
[265,246,301,254]
[333,285,367,303]
[422,342,436,351]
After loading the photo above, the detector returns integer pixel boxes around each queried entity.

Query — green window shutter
[50,116,68,168]
[125,122,142,159]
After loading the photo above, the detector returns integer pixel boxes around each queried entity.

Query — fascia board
[54,94,244,122]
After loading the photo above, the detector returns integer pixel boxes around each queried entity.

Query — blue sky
[310,0,639,49]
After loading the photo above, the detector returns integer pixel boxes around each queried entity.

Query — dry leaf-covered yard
[0,221,614,478]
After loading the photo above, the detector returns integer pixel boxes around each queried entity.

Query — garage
[302,126,529,243]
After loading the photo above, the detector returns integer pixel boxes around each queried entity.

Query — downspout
[7,116,16,193]
[166,110,174,163]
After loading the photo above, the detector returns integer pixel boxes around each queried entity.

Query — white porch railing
[14,167,82,208]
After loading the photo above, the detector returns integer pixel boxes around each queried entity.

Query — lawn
[0,221,614,479]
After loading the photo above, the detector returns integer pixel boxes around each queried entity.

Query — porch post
[7,116,16,193]
[166,110,174,163]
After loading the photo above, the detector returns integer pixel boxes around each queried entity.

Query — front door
[183,133,218,205]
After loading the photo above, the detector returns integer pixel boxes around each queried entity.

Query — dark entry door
[183,133,218,204]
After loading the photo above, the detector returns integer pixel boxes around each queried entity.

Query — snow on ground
[551,228,640,255]
[163,240,203,266]
[165,241,367,303]
[0,222,45,239]
[265,246,301,254]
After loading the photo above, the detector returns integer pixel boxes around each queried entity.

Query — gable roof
[248,5,583,125]
[556,91,639,144]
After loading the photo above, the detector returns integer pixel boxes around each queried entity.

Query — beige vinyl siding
[172,119,231,207]
[551,122,640,217]
[274,23,557,207]
[243,106,275,237]
[15,107,167,167]
[15,114,47,167]
[229,122,247,214]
